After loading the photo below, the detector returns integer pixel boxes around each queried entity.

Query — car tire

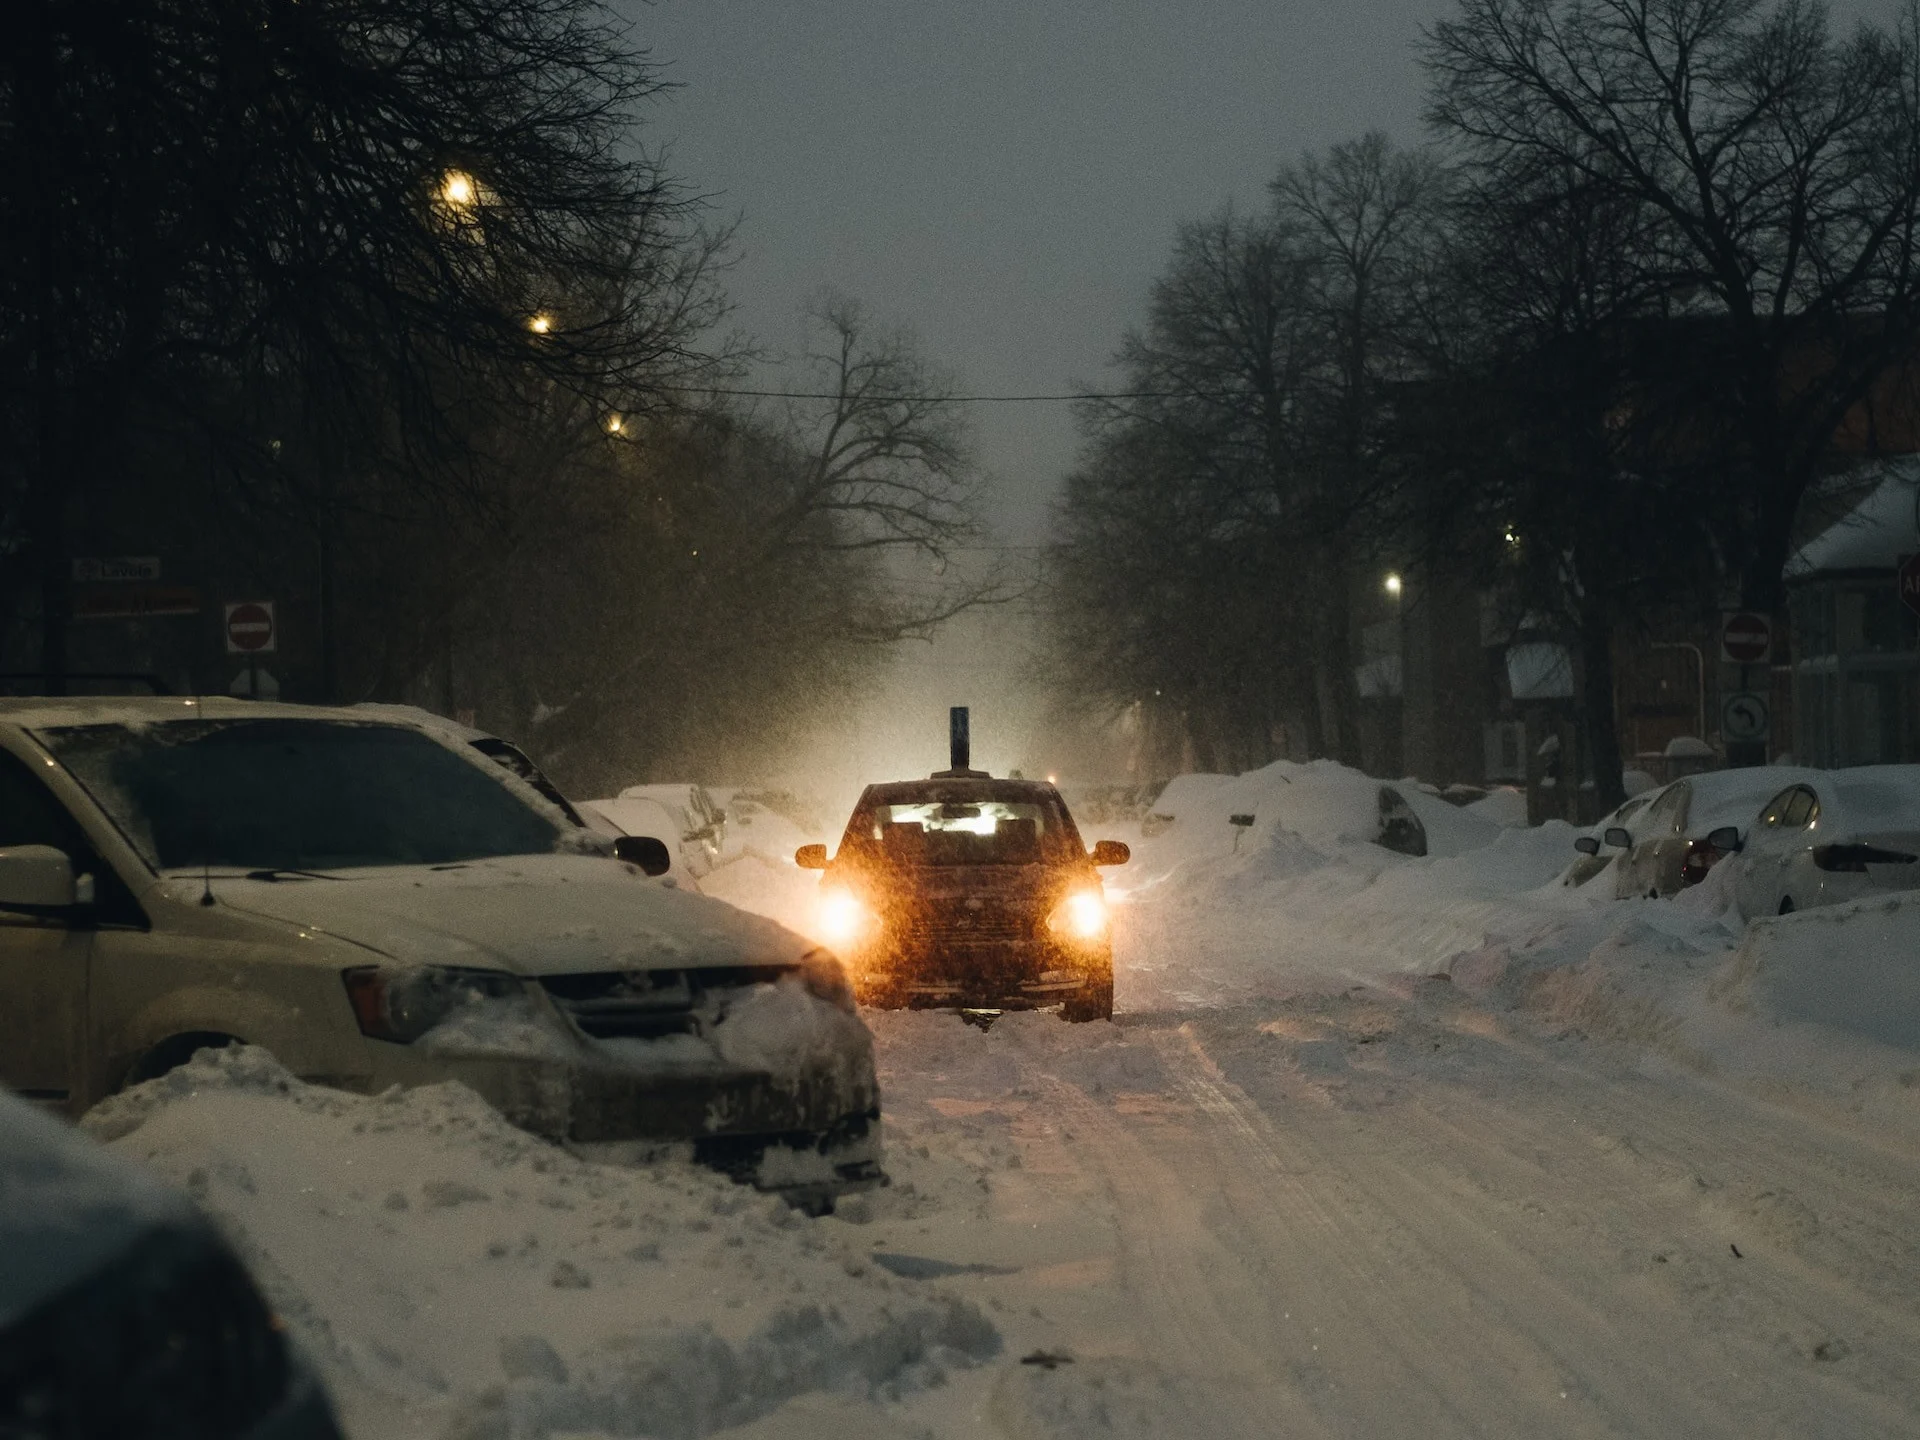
[1061,973,1113,1023]
[124,1032,239,1087]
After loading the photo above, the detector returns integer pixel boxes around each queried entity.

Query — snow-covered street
[85,760,1920,1438]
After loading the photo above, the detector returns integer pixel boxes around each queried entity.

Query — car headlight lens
[1048,890,1109,943]
[342,965,523,1044]
[801,948,857,1012]
[817,887,874,949]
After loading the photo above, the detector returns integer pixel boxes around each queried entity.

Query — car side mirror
[612,835,672,877]
[0,845,81,911]
[1573,836,1599,855]
[1706,825,1743,853]
[1090,840,1130,866]
[1603,827,1633,848]
[794,843,829,870]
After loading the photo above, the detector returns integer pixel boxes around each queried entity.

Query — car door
[1732,786,1799,919]
[1770,786,1823,914]
[0,743,95,1102]
[1619,783,1687,898]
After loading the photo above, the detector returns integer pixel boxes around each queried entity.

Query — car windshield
[41,719,565,871]
[849,798,1063,866]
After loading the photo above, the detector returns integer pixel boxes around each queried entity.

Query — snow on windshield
[42,719,565,871]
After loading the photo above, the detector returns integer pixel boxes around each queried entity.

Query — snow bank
[1717,892,1920,1052]
[85,1046,996,1440]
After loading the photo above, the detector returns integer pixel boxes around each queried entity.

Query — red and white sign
[224,601,276,655]
[1720,611,1771,665]
[1900,554,1920,619]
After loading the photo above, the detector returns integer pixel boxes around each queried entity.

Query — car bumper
[359,1045,879,1161]
[853,936,1110,1009]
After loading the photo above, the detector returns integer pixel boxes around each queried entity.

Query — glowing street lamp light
[1384,572,1403,598]
[604,413,625,435]
[528,313,553,335]
[441,170,477,207]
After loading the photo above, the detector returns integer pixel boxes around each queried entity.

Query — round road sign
[1721,611,1771,664]
[1722,691,1770,743]
[225,601,276,654]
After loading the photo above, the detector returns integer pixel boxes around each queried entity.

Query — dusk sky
[625,0,1457,546]
[625,1,1909,549]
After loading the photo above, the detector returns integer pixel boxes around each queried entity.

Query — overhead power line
[654,385,1215,404]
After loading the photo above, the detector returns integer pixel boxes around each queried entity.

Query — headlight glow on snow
[818,888,873,948]
[1049,890,1109,942]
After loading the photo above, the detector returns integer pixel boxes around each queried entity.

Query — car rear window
[40,719,564,871]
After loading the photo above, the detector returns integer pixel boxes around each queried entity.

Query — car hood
[202,853,813,975]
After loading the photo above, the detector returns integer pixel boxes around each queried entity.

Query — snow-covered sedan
[1604,766,1818,899]
[0,699,877,1199]
[1724,767,1920,919]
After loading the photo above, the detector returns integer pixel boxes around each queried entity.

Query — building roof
[1786,458,1920,579]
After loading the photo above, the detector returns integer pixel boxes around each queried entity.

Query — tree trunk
[1576,603,1626,813]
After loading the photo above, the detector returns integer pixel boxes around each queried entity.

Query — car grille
[0,1222,295,1440]
[900,897,1038,942]
[540,966,789,1039]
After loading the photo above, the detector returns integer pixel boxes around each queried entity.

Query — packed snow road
[76,757,1920,1437]
[864,994,1920,1439]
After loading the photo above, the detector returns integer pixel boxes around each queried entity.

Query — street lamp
[1384,572,1403,598]
[441,170,477,207]
[604,413,624,435]
[528,313,553,335]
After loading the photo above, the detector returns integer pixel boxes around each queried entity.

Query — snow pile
[1717,893,1920,1053]
[1110,759,1576,1007]
[84,1046,997,1440]
[1464,786,1528,827]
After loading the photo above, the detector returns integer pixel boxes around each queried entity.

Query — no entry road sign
[1720,611,1771,665]
[224,601,276,655]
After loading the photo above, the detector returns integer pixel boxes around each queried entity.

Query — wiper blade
[242,868,343,882]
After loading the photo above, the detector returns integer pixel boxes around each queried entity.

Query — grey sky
[626,0,1459,544]
[611,0,1909,783]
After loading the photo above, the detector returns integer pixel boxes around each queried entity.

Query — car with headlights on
[1724,766,1920,919]
[796,773,1127,1020]
[0,698,877,1200]
[1,1088,341,1438]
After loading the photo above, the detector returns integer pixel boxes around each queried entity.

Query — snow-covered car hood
[200,853,814,975]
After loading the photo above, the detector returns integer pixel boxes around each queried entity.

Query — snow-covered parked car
[615,783,727,875]
[575,794,697,885]
[1723,766,1920,919]
[1,1088,342,1437]
[1139,762,1499,861]
[0,699,878,1198]
[1562,791,1658,888]
[1604,766,1817,899]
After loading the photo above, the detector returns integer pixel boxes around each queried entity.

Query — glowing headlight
[1048,890,1109,942]
[818,888,873,948]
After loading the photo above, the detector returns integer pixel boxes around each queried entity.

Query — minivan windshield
[41,719,565,871]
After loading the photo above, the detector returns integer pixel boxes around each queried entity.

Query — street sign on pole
[1899,553,1920,619]
[1720,611,1772,664]
[1722,691,1770,743]
[224,601,276,655]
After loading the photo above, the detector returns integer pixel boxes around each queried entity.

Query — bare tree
[1424,0,1920,610]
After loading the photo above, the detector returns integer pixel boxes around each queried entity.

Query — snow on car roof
[1829,765,1920,829]
[1680,766,1820,833]
[0,695,412,731]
